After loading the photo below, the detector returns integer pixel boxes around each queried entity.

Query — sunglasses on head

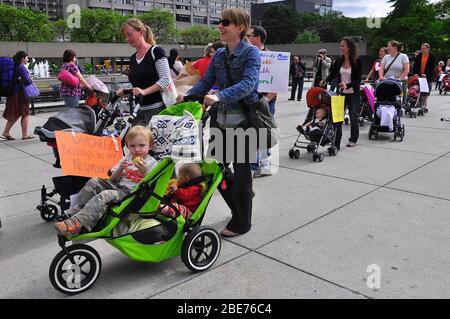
[219,19,232,26]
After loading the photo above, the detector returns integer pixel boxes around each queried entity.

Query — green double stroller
[49,102,223,295]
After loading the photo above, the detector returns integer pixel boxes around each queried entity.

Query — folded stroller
[34,90,141,222]
[49,102,224,295]
[404,75,426,117]
[358,83,375,126]
[369,79,405,141]
[288,87,338,162]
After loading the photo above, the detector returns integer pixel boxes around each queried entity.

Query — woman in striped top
[118,18,172,125]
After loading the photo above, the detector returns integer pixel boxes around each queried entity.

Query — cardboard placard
[331,96,345,123]
[258,51,291,94]
[55,131,122,178]
[418,77,429,93]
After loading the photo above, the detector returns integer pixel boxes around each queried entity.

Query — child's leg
[71,178,115,215]
[159,203,193,220]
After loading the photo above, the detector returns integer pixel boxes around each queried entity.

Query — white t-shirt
[170,60,183,81]
[110,154,158,190]
[381,53,409,80]
[340,66,354,94]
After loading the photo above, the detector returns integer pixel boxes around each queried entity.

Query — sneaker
[288,98,295,101]
[346,142,356,147]
[254,167,272,178]
[54,217,82,237]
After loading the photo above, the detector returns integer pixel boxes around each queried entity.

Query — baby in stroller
[54,125,158,237]
[297,106,328,139]
[159,162,204,220]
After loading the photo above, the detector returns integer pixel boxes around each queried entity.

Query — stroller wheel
[288,149,295,159]
[368,128,373,140]
[374,130,379,140]
[359,118,364,127]
[344,118,349,125]
[312,152,318,162]
[294,150,300,159]
[39,204,58,222]
[400,125,405,141]
[182,226,221,272]
[49,244,102,295]
[318,153,324,162]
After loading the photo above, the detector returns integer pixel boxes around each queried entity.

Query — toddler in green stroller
[49,102,223,295]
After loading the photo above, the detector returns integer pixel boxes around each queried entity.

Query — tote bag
[151,46,178,107]
[23,82,40,100]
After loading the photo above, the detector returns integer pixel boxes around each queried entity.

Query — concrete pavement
[1,88,450,299]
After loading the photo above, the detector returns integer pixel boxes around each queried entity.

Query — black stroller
[369,79,405,141]
[34,90,142,221]
[288,87,338,162]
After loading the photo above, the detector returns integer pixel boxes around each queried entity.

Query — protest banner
[258,51,290,94]
[55,131,122,178]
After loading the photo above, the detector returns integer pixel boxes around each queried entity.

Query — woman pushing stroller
[320,37,362,150]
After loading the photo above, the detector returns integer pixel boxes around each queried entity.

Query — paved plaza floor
[1,88,450,299]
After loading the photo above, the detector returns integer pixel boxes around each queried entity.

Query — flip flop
[0,134,15,140]
[21,136,35,140]
[220,228,241,238]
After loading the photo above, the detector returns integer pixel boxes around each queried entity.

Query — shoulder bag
[151,46,178,107]
[23,82,40,100]
[224,59,279,149]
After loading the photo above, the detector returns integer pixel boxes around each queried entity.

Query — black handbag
[224,60,279,149]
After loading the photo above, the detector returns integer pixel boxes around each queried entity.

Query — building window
[193,15,207,24]
[176,14,191,22]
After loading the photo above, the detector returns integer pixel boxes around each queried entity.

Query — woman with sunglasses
[177,8,260,238]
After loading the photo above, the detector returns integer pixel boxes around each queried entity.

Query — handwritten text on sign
[258,51,290,94]
[55,131,122,179]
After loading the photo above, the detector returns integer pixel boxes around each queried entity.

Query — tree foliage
[70,9,124,43]
[262,4,299,44]
[139,9,179,44]
[180,26,220,45]
[0,4,54,42]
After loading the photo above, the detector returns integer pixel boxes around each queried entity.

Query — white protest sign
[418,77,429,93]
[438,73,446,82]
[258,51,290,94]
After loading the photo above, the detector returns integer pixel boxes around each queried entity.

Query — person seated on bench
[54,125,158,236]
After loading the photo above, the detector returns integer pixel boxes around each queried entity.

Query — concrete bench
[30,90,64,115]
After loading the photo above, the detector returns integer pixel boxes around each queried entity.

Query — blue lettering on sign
[277,54,288,61]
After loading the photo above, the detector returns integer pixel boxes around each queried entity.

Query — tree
[295,29,320,44]
[140,9,179,44]
[53,19,70,43]
[0,5,54,42]
[180,26,220,45]
[70,9,124,43]
[261,4,299,44]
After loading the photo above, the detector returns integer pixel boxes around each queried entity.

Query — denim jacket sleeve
[216,45,261,104]
[187,54,218,97]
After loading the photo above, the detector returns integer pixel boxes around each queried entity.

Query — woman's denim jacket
[188,40,261,128]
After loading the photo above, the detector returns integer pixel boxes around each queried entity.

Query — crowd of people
[1,6,449,237]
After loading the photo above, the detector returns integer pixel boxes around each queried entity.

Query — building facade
[0,0,63,20]
[251,0,333,25]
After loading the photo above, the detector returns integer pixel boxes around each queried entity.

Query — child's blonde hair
[125,125,154,147]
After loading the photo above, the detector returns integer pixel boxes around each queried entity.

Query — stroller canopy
[375,79,402,101]
[306,87,335,111]
[39,106,97,139]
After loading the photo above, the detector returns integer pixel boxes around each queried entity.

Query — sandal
[21,135,35,140]
[1,134,15,140]
[54,218,82,237]
[220,228,241,238]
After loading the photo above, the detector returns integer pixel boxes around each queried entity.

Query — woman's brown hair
[221,8,250,40]
[121,18,156,46]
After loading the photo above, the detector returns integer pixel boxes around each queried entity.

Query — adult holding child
[321,37,362,149]
[118,18,172,125]
[177,8,260,237]
[59,49,93,108]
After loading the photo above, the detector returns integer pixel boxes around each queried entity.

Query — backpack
[0,57,18,97]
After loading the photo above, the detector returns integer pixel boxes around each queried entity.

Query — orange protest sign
[55,131,122,178]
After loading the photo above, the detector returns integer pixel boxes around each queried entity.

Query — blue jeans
[251,99,276,172]
[62,95,80,108]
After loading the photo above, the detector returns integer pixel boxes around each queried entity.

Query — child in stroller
[439,74,450,95]
[405,75,426,117]
[54,125,158,237]
[289,87,338,162]
[369,79,405,141]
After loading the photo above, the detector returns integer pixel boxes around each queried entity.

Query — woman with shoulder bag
[2,51,35,140]
[321,37,362,149]
[59,49,93,108]
[118,18,172,125]
[177,8,261,237]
